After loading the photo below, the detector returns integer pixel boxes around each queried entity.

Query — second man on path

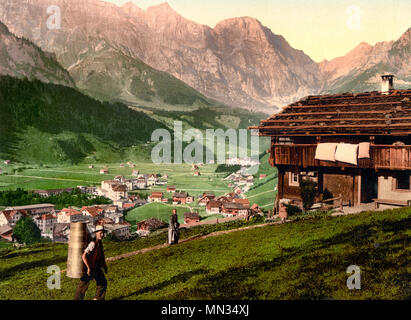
[168,209,180,245]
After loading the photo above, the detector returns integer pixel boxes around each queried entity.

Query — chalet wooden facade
[251,76,411,211]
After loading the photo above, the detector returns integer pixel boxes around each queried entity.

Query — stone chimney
[381,74,394,94]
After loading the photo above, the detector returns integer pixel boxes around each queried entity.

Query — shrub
[300,179,318,211]
[12,216,42,245]
[285,204,303,216]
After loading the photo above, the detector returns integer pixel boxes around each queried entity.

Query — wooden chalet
[251,75,411,211]
[206,200,222,213]
[184,211,200,224]
[172,192,194,205]
[137,218,166,232]
[198,192,216,206]
[221,202,249,217]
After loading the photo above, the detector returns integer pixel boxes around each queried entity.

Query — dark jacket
[170,214,180,231]
[86,239,107,270]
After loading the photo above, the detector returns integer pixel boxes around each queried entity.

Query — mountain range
[0,20,73,87]
[0,0,410,113]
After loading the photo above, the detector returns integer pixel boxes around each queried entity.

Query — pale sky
[103,0,411,62]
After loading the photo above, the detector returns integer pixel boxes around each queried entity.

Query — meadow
[0,162,233,191]
[0,157,278,228]
[0,208,409,300]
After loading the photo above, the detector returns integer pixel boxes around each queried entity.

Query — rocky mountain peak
[121,1,144,16]
[214,16,264,35]
[146,2,179,17]
[396,27,411,46]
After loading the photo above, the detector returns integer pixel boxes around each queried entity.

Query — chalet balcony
[270,144,411,170]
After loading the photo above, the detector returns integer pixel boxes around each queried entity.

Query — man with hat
[74,225,108,300]
[168,209,180,245]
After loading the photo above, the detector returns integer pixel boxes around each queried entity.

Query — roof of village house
[0,224,13,235]
[252,89,411,136]
[173,192,188,198]
[137,218,165,231]
[201,192,215,198]
[150,192,163,198]
[184,212,200,219]
[60,208,81,216]
[81,206,103,217]
[232,198,250,207]
[206,200,222,208]
[112,184,127,192]
[222,202,248,210]
[5,203,55,210]
[0,227,13,241]
[1,209,28,221]
[122,203,136,209]
[167,186,176,189]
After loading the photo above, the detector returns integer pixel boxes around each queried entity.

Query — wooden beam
[286,101,403,110]
[263,109,411,119]
[257,132,411,137]
[258,122,411,130]
[261,117,411,124]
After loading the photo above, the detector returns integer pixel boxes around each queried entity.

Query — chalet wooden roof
[173,192,189,198]
[251,89,411,136]
[184,212,200,219]
[137,218,165,230]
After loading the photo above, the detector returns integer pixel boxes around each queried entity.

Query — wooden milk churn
[66,222,88,278]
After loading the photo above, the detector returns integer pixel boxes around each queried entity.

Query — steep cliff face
[0,20,74,87]
[0,0,409,112]
[122,4,322,110]
[320,27,411,93]
[211,17,321,109]
[0,0,321,112]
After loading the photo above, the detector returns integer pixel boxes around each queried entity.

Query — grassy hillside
[0,76,269,165]
[244,153,278,210]
[0,208,409,300]
[0,76,167,164]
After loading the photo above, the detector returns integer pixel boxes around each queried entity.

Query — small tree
[12,216,42,245]
[300,178,318,211]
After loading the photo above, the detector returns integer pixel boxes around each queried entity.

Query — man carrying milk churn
[168,209,180,245]
[74,225,108,300]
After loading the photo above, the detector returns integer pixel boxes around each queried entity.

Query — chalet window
[395,174,410,190]
[289,172,299,187]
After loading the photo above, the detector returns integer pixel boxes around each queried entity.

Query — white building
[34,214,57,238]
[56,208,83,224]
[105,222,131,239]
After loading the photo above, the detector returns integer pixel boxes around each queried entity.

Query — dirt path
[61,220,285,273]
[106,220,285,263]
